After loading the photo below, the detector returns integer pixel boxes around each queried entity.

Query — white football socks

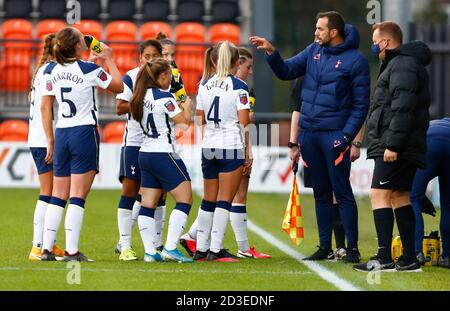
[230,204,250,252]
[65,199,85,255]
[165,206,190,250]
[210,201,231,253]
[32,197,49,248]
[138,207,156,255]
[42,198,66,252]
[154,205,166,248]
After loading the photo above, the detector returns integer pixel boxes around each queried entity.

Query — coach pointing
[251,11,370,262]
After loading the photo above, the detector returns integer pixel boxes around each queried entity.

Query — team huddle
[27,26,271,263]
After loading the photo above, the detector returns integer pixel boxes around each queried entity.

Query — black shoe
[344,248,361,263]
[416,251,426,266]
[41,249,56,261]
[303,246,334,261]
[193,250,208,261]
[180,238,194,257]
[207,249,239,262]
[395,255,422,272]
[63,251,95,262]
[352,255,395,272]
[437,256,450,268]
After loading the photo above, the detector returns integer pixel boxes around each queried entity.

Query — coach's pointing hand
[249,36,275,55]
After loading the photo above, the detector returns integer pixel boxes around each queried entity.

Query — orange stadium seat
[0,119,29,141]
[103,121,125,143]
[175,23,206,94]
[73,20,103,60]
[36,19,67,39]
[0,55,31,91]
[140,22,172,41]
[209,23,240,45]
[35,20,66,63]
[1,19,34,59]
[105,21,138,74]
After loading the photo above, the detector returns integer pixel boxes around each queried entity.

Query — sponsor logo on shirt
[46,80,52,91]
[239,93,248,105]
[97,70,107,82]
[165,101,176,112]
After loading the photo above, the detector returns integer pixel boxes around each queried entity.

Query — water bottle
[84,35,103,54]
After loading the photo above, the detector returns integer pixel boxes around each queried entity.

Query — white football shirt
[139,88,182,153]
[42,60,112,128]
[196,75,250,149]
[28,62,55,148]
[116,67,143,147]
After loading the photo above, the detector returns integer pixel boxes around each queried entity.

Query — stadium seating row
[0,19,241,93]
[1,0,240,23]
[0,119,196,144]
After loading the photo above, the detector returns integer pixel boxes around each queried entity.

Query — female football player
[114,40,163,261]
[229,47,271,259]
[179,44,218,256]
[129,59,193,263]
[40,27,123,261]
[27,33,65,261]
[193,41,251,262]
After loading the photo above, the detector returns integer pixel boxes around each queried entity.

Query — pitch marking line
[0,266,312,276]
[248,220,362,291]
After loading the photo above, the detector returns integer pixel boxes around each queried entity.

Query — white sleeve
[163,98,183,119]
[236,89,251,111]
[92,67,112,89]
[196,85,204,110]
[40,76,55,96]
[116,74,133,101]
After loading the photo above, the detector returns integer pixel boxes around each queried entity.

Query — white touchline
[247,220,362,291]
[0,267,312,276]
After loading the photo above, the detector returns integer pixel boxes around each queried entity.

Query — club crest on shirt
[239,92,248,105]
[97,70,107,81]
[46,80,52,91]
[165,101,175,112]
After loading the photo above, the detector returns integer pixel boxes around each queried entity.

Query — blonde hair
[129,58,171,122]
[216,41,239,79]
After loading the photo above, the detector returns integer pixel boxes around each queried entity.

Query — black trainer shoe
[437,256,450,268]
[193,250,208,261]
[416,251,426,266]
[352,255,395,272]
[179,238,195,257]
[395,255,422,272]
[302,246,334,261]
[41,249,56,261]
[207,249,239,262]
[63,251,95,262]
[344,248,361,263]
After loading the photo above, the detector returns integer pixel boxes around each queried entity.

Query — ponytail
[130,58,171,121]
[31,33,55,86]
[200,44,219,84]
[216,41,239,79]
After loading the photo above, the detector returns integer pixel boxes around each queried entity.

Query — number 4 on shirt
[207,96,221,128]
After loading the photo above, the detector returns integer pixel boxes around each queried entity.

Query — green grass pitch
[0,188,449,291]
